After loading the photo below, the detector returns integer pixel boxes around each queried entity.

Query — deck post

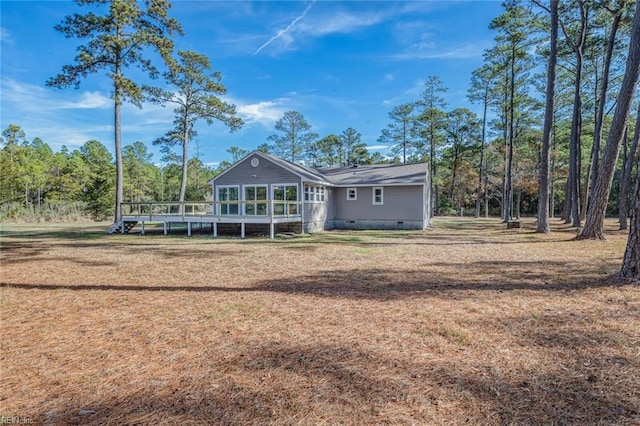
[213,222,217,238]
[163,222,167,235]
[141,221,145,235]
[270,222,275,240]
[241,222,245,239]
[121,220,125,234]
[187,222,192,237]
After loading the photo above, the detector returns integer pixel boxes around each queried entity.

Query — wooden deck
[120,201,303,239]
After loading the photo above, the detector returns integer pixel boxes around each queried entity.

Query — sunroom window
[218,186,239,215]
[244,185,267,215]
[273,184,298,215]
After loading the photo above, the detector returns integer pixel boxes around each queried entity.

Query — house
[209,150,431,236]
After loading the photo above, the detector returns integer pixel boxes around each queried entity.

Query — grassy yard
[1,218,638,425]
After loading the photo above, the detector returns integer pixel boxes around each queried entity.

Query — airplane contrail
[254,1,315,55]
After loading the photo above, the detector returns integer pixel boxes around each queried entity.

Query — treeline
[0,122,394,222]
[0,125,219,221]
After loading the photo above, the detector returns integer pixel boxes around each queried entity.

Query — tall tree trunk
[619,103,640,229]
[475,97,488,218]
[503,137,508,221]
[562,0,588,227]
[568,51,583,227]
[484,172,489,218]
[114,67,123,224]
[430,121,437,216]
[551,125,558,218]
[589,10,622,204]
[621,163,640,278]
[502,68,509,222]
[450,145,460,201]
[179,115,190,205]
[537,0,558,233]
[505,46,516,222]
[581,0,640,239]
[561,180,569,221]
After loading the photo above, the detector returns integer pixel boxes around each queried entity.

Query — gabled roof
[210,150,428,187]
[318,163,429,186]
[260,152,332,184]
[209,150,333,185]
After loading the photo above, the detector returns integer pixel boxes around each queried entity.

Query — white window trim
[347,188,357,201]
[271,183,299,200]
[372,187,384,205]
[304,184,312,202]
[216,185,240,215]
[304,184,325,203]
[272,183,299,216]
[242,184,268,215]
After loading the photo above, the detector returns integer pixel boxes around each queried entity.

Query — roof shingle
[317,163,428,186]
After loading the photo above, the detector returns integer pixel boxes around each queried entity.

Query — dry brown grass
[1,217,638,425]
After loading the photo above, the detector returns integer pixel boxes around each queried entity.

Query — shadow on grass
[2,260,634,297]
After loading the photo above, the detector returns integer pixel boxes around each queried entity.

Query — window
[304,184,325,203]
[373,187,383,205]
[244,185,267,215]
[347,188,357,200]
[273,184,298,215]
[218,186,239,215]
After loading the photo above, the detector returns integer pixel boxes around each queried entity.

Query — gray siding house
[209,151,431,235]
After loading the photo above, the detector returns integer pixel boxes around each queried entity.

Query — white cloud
[0,77,176,150]
[384,73,395,83]
[2,78,110,112]
[252,2,415,56]
[366,144,389,151]
[298,9,385,37]
[226,95,293,127]
[389,40,491,61]
[254,1,315,55]
[0,27,13,45]
[58,91,111,109]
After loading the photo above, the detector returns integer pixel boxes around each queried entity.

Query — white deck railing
[120,200,302,222]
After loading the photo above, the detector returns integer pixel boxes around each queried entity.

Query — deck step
[106,221,138,234]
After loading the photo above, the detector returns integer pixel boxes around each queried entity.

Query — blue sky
[1,1,504,166]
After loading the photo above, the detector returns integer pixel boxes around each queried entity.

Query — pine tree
[47,0,183,223]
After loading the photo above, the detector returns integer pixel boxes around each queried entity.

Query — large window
[218,186,239,215]
[273,184,298,215]
[244,185,267,215]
